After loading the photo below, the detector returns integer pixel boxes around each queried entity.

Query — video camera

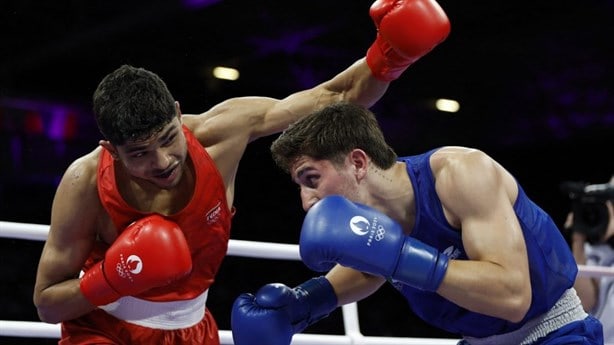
[560,181,614,244]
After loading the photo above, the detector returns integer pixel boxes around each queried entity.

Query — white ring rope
[0,220,457,344]
[3,220,612,344]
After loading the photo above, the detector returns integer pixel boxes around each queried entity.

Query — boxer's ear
[99,140,119,160]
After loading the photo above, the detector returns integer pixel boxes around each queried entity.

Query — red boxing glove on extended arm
[366,0,451,81]
[80,214,192,306]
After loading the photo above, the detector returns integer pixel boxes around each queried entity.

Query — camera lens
[572,201,609,244]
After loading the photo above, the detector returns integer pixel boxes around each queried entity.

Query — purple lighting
[50,107,78,141]
[181,0,222,10]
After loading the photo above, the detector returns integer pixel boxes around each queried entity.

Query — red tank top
[93,125,233,301]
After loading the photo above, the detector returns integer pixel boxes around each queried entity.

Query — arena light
[212,66,239,81]
[435,98,460,113]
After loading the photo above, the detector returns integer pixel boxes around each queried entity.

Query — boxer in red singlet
[31,0,432,342]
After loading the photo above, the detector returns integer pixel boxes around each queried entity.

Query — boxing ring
[2,221,613,345]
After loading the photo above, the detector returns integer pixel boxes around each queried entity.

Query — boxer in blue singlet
[233,101,604,345]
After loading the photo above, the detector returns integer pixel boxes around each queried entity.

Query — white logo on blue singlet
[443,245,462,259]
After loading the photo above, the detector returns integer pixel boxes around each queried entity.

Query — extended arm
[197,0,450,143]
[324,265,386,306]
[231,267,384,345]
[194,0,450,200]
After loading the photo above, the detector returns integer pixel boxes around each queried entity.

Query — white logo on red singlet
[206,201,222,225]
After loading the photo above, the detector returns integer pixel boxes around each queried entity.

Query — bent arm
[433,148,532,322]
[33,153,102,323]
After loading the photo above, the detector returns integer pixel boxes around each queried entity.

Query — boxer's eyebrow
[294,166,316,183]
[124,127,176,153]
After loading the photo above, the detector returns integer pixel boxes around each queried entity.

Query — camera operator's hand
[566,212,588,263]
[604,200,614,241]
[567,211,598,312]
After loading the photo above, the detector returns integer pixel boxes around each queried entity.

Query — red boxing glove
[80,214,192,306]
[366,0,451,81]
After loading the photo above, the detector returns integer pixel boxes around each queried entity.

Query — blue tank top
[394,149,577,337]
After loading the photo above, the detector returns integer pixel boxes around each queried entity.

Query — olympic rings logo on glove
[115,253,142,281]
[374,226,386,241]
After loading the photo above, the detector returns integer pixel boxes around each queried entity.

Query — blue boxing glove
[231,276,337,345]
[300,195,449,292]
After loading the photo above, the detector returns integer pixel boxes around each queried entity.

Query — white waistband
[463,288,588,345]
[99,289,208,330]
